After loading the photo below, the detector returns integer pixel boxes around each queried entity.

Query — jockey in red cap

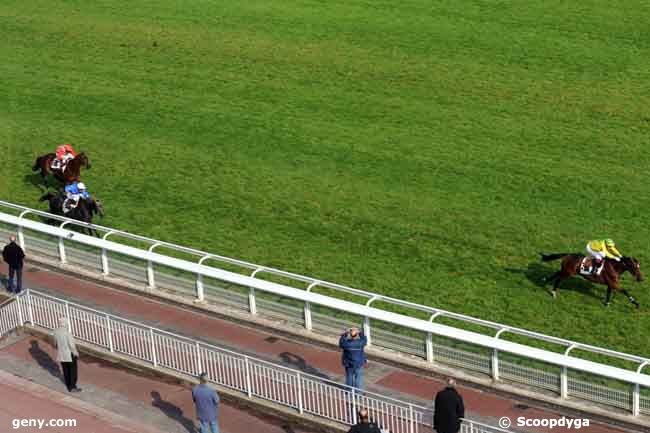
[53,144,77,170]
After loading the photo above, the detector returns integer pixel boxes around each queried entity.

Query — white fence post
[245,357,253,397]
[304,302,312,331]
[26,292,34,325]
[248,268,265,315]
[58,237,67,264]
[351,388,357,424]
[101,248,109,275]
[65,303,71,332]
[363,317,372,347]
[633,383,640,416]
[150,328,157,367]
[16,296,24,327]
[296,372,304,414]
[147,261,155,289]
[426,332,434,363]
[106,315,114,352]
[196,342,202,374]
[17,226,25,250]
[409,404,415,433]
[562,345,576,399]
[196,274,205,302]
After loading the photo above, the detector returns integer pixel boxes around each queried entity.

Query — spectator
[2,235,25,294]
[348,408,383,433]
[339,326,367,390]
[434,378,464,433]
[192,372,220,433]
[54,317,81,392]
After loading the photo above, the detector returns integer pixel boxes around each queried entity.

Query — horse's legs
[604,287,614,307]
[621,289,640,309]
[551,275,566,298]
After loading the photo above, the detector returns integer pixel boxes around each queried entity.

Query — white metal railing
[0,290,516,433]
[1,201,650,418]
[0,297,21,337]
[11,290,427,432]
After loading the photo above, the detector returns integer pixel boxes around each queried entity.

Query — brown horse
[541,253,644,308]
[32,152,91,185]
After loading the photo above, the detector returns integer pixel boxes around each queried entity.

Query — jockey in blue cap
[62,182,90,213]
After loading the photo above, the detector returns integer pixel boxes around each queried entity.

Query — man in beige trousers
[54,317,81,392]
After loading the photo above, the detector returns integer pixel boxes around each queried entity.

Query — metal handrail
[2,200,647,366]
[2,201,650,381]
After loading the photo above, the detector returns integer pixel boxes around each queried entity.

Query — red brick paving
[0,262,635,433]
[1,336,319,433]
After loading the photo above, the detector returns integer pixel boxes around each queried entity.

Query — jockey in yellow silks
[586,239,622,274]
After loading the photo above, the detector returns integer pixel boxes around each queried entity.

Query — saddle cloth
[579,257,604,276]
[51,155,74,172]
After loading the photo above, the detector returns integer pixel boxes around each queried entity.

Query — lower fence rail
[14,290,434,433]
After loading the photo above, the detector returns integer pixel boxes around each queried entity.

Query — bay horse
[541,253,644,308]
[39,192,104,236]
[32,152,91,185]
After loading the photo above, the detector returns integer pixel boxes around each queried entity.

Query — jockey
[586,239,623,274]
[52,144,77,170]
[62,182,90,213]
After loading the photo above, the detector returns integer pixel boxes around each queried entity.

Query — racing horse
[39,191,104,236]
[32,152,91,185]
[540,253,644,308]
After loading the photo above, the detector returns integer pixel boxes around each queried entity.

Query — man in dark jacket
[2,236,25,294]
[339,326,367,390]
[434,378,464,433]
[347,408,383,433]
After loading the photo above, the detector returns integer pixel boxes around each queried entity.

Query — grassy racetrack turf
[2,1,650,359]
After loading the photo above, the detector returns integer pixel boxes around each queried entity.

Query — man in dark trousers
[347,408,383,433]
[434,378,465,433]
[2,235,25,294]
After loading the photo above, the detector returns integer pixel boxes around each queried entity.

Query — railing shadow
[28,339,63,382]
[150,390,196,433]
[278,352,331,380]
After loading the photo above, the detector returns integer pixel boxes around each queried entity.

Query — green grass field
[2,1,650,359]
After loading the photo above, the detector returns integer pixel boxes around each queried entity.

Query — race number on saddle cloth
[52,144,78,170]
[581,239,623,275]
[62,182,90,213]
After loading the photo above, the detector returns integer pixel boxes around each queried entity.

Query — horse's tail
[32,156,43,171]
[540,252,572,262]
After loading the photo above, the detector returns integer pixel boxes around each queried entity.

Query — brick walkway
[0,262,640,433]
[0,334,320,433]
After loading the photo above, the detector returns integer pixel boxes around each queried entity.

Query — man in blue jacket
[339,326,367,390]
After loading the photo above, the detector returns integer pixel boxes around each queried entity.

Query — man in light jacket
[54,317,81,392]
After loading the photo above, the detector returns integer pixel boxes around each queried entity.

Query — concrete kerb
[21,255,650,432]
[22,326,347,433]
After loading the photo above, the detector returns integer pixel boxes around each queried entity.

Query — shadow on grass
[505,261,601,301]
[23,172,56,192]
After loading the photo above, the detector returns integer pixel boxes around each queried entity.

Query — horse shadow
[278,352,331,380]
[150,391,196,433]
[505,261,601,300]
[23,172,59,192]
[28,339,64,382]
